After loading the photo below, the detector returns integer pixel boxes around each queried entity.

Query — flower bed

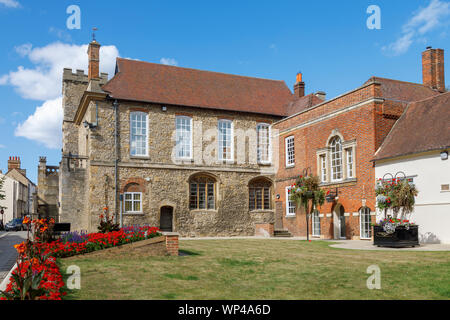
[1,256,65,300]
[45,226,161,258]
[1,223,161,300]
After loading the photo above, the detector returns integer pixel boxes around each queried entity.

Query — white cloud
[0,0,20,8]
[1,42,119,100]
[15,97,63,149]
[0,144,5,149]
[0,41,120,149]
[15,43,32,57]
[160,57,178,66]
[383,0,450,56]
[49,27,72,42]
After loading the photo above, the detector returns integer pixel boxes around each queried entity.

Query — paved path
[0,231,27,284]
[181,236,450,251]
[329,239,450,251]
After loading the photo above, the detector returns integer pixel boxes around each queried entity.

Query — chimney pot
[294,72,305,98]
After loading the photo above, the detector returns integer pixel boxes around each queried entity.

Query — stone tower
[59,40,108,230]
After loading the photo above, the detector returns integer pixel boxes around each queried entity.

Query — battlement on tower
[62,68,108,85]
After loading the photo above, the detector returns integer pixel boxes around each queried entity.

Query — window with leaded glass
[124,192,142,213]
[249,178,272,211]
[130,111,148,156]
[189,176,216,210]
[257,123,270,163]
[346,147,354,178]
[218,119,233,161]
[286,186,296,216]
[330,136,342,181]
[312,210,321,237]
[360,207,372,239]
[285,136,295,167]
[320,154,327,182]
[175,116,192,159]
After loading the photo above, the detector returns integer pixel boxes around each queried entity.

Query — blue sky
[0,0,449,183]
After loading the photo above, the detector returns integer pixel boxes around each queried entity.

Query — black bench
[52,223,71,237]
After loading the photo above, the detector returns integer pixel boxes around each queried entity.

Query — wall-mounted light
[83,120,97,130]
[162,105,167,112]
[276,194,280,200]
[441,151,448,160]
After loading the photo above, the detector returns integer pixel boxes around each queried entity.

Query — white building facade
[375,150,450,243]
[0,173,27,225]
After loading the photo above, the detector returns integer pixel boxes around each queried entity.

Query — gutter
[112,99,120,227]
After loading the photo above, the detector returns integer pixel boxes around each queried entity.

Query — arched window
[330,136,343,181]
[312,210,321,237]
[249,178,272,211]
[360,207,372,239]
[189,175,216,210]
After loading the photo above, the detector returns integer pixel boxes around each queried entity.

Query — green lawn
[59,239,450,300]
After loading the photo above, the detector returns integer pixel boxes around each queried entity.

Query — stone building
[57,39,297,235]
[273,47,446,240]
[49,39,447,239]
[0,157,36,223]
[36,157,59,219]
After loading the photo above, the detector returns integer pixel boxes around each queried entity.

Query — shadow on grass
[218,258,259,267]
[164,273,199,281]
[179,249,202,256]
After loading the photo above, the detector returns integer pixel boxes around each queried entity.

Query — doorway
[333,204,346,239]
[160,206,173,232]
[338,206,346,239]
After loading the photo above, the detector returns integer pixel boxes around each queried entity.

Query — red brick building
[273,47,445,240]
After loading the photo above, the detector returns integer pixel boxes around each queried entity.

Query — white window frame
[175,116,193,160]
[320,154,327,182]
[285,186,296,217]
[257,123,271,164]
[285,136,295,167]
[330,136,343,182]
[130,111,149,157]
[346,147,354,178]
[124,192,143,213]
[218,119,234,161]
[312,210,321,237]
[360,207,372,239]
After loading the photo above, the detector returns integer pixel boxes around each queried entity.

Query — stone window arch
[189,174,216,210]
[248,177,272,211]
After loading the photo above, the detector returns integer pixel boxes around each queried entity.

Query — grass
[59,239,450,300]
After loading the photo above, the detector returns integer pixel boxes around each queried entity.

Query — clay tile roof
[284,94,324,116]
[101,58,294,116]
[373,92,450,161]
[364,77,440,102]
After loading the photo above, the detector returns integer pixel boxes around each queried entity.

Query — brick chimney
[87,40,101,80]
[422,47,445,92]
[8,156,21,171]
[294,72,305,98]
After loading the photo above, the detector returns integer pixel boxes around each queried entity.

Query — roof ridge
[116,57,288,83]
[369,76,436,88]
[408,90,450,104]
